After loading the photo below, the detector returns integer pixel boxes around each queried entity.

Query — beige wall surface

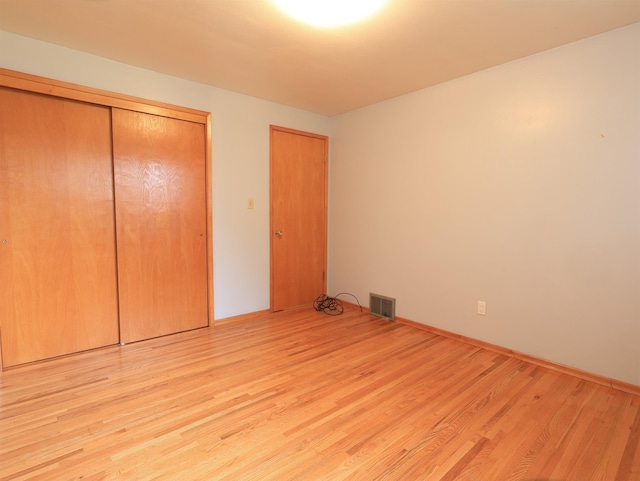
[329,24,640,386]
[0,30,331,320]
[2,24,638,386]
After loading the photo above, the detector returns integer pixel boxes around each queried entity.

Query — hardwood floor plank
[1,306,638,480]
[615,397,640,481]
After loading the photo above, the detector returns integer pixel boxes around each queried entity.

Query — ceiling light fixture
[272,0,388,28]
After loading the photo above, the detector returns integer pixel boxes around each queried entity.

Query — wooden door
[0,88,120,367]
[270,126,328,311]
[112,109,208,343]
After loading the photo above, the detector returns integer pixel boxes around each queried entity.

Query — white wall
[2,25,638,386]
[0,30,331,320]
[329,24,640,386]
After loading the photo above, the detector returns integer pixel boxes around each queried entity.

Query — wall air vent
[369,293,396,321]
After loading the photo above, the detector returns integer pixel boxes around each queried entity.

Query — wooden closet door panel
[112,109,208,343]
[0,88,120,367]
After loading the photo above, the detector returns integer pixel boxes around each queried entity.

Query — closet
[0,69,212,368]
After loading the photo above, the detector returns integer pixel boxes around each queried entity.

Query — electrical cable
[313,292,363,316]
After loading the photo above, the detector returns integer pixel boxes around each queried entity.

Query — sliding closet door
[0,88,120,367]
[112,109,208,343]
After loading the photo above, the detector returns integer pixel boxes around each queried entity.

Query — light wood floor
[1,306,638,480]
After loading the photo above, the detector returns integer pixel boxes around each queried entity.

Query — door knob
[275,230,284,237]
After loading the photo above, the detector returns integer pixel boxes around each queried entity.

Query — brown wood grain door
[112,108,208,343]
[270,126,328,311]
[0,88,120,367]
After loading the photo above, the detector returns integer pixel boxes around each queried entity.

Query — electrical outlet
[477,301,486,316]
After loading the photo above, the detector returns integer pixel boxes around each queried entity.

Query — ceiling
[0,0,639,116]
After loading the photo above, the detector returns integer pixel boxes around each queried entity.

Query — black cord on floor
[313,292,363,316]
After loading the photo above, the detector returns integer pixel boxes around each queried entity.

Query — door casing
[270,125,328,311]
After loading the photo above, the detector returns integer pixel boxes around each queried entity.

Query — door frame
[269,125,329,312]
